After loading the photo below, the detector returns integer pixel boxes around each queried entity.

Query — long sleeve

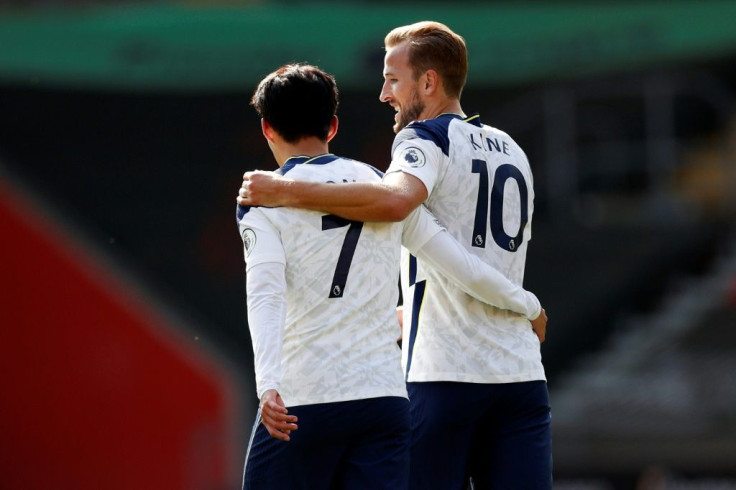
[246,261,287,399]
[414,231,541,320]
[401,204,541,320]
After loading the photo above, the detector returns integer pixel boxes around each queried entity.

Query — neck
[273,137,329,167]
[420,97,464,121]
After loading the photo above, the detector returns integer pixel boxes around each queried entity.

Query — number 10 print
[471,160,528,252]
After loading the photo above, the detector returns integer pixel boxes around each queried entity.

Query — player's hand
[396,306,404,342]
[237,171,290,207]
[259,389,298,442]
[531,308,547,343]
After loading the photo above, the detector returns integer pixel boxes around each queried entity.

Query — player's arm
[240,210,298,440]
[403,206,545,324]
[246,262,298,441]
[238,170,427,222]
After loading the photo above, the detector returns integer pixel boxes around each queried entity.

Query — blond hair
[384,21,468,98]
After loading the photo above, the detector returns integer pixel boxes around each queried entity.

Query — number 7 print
[321,214,364,298]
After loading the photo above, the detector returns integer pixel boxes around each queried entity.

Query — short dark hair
[385,21,468,99]
[250,63,339,143]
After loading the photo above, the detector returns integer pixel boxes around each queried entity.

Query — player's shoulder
[393,114,456,156]
[332,155,385,179]
[480,122,527,157]
[236,203,263,223]
[481,122,514,142]
[393,113,485,156]
[236,166,286,223]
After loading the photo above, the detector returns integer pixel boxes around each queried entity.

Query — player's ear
[326,115,339,143]
[422,69,439,96]
[261,118,276,143]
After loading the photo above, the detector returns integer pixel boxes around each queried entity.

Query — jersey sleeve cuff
[526,293,542,320]
[256,382,280,401]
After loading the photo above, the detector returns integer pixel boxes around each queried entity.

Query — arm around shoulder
[240,169,428,222]
[303,171,427,222]
[376,171,428,221]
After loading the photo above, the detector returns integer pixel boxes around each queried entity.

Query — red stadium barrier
[0,178,243,490]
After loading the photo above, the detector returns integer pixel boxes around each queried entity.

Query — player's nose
[379,81,391,103]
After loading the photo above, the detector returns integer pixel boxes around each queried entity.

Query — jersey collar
[435,112,483,128]
[279,153,339,174]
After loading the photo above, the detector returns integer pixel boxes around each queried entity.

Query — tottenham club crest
[400,147,426,168]
[242,228,256,257]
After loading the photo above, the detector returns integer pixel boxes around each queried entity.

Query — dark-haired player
[238,62,544,490]
[238,21,552,490]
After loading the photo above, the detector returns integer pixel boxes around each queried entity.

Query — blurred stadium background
[1,1,736,488]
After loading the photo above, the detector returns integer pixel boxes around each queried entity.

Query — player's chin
[393,114,406,133]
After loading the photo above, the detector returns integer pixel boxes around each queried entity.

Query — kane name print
[468,133,511,156]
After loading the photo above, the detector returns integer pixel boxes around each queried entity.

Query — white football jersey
[389,114,546,384]
[237,154,440,407]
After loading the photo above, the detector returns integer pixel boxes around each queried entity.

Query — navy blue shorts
[242,396,410,490]
[407,380,552,490]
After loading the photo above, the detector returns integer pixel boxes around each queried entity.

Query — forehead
[383,42,411,75]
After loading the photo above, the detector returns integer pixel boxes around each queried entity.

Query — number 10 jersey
[389,114,547,384]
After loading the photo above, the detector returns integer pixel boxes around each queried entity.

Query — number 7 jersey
[389,114,546,384]
[237,154,440,407]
